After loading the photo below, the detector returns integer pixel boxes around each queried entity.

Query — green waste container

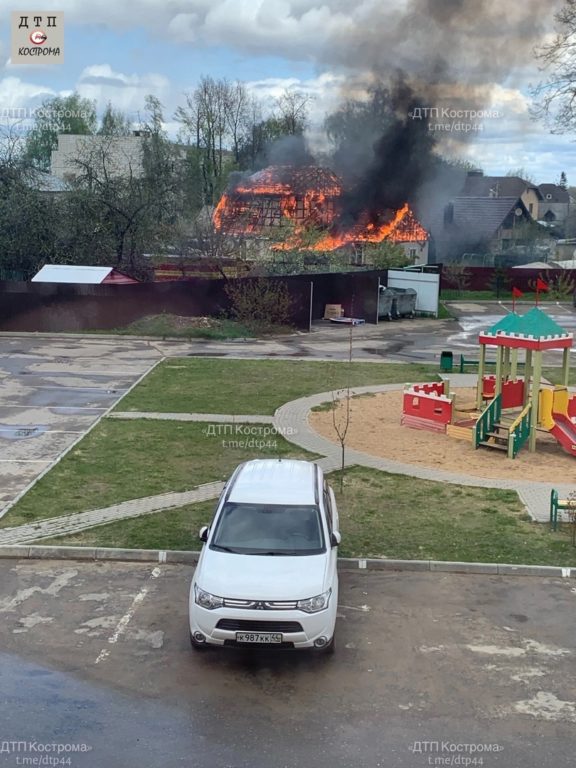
[440,351,453,372]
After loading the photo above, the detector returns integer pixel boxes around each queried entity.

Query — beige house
[538,184,570,226]
[399,240,429,266]
[50,133,147,181]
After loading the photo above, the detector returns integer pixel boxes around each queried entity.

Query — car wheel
[189,631,209,651]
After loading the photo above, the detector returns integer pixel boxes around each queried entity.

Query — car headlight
[194,585,224,610]
[297,589,331,613]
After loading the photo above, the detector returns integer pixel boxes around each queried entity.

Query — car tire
[189,631,209,651]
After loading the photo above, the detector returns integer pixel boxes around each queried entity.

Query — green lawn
[111,315,256,340]
[43,467,576,566]
[1,420,317,528]
[117,359,439,415]
[543,367,576,387]
[442,290,568,302]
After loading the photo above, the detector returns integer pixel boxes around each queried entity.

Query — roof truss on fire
[214,164,429,248]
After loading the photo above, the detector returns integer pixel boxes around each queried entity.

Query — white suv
[189,458,341,653]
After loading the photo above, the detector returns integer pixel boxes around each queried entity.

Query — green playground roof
[483,307,571,339]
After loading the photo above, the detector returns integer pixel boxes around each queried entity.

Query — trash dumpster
[378,287,395,320]
[440,350,453,372]
[388,287,417,318]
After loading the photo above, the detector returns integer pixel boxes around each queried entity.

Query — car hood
[196,550,331,600]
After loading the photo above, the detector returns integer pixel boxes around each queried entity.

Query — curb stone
[0,546,573,577]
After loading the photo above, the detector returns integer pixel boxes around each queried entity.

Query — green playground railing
[474,394,502,448]
[508,403,532,459]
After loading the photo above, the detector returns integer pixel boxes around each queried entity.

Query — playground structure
[401,307,576,459]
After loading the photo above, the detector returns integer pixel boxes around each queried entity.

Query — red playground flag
[511,286,523,312]
[536,277,549,292]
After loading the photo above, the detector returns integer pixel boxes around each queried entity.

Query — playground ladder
[474,397,532,458]
[474,395,503,451]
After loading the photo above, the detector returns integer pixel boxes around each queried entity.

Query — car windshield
[210,502,325,555]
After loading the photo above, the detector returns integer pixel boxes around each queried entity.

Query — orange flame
[213,165,428,251]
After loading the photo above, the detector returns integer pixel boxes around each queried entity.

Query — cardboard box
[324,304,344,320]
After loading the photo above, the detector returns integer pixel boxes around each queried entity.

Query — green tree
[24,93,97,171]
[98,102,132,136]
[225,277,293,330]
[59,96,191,277]
[488,263,512,298]
[364,240,410,269]
[0,131,60,277]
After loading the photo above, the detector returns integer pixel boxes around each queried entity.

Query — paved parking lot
[0,337,167,514]
[0,560,574,768]
[446,301,576,362]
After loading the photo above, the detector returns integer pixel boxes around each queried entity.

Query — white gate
[386,269,440,317]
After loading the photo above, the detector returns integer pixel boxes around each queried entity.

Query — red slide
[550,413,576,457]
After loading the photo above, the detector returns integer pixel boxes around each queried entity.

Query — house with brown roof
[461,170,543,219]
[433,196,551,264]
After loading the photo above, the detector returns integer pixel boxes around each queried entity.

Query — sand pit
[309,388,576,484]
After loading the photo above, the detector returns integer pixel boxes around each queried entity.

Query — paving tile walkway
[0,482,224,546]
[2,384,573,544]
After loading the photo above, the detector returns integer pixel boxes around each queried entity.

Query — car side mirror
[330,531,341,547]
[199,526,209,543]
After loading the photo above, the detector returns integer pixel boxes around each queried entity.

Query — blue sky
[1,0,576,185]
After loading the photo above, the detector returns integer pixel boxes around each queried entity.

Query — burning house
[213,164,429,264]
[213,165,343,233]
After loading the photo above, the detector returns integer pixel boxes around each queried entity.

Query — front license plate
[235,632,283,644]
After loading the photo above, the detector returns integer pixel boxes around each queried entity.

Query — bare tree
[533,0,576,132]
[225,81,250,165]
[175,76,232,204]
[276,89,312,135]
[188,210,248,279]
[331,318,354,493]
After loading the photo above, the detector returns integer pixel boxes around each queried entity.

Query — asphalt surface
[0,337,164,515]
[0,560,574,768]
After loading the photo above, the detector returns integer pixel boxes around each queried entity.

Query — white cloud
[247,72,345,116]
[0,76,55,110]
[77,64,171,116]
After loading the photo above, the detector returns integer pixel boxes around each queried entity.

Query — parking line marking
[0,429,83,435]
[3,406,108,411]
[95,567,162,664]
[34,386,129,392]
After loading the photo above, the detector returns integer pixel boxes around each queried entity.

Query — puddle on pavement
[0,424,48,440]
